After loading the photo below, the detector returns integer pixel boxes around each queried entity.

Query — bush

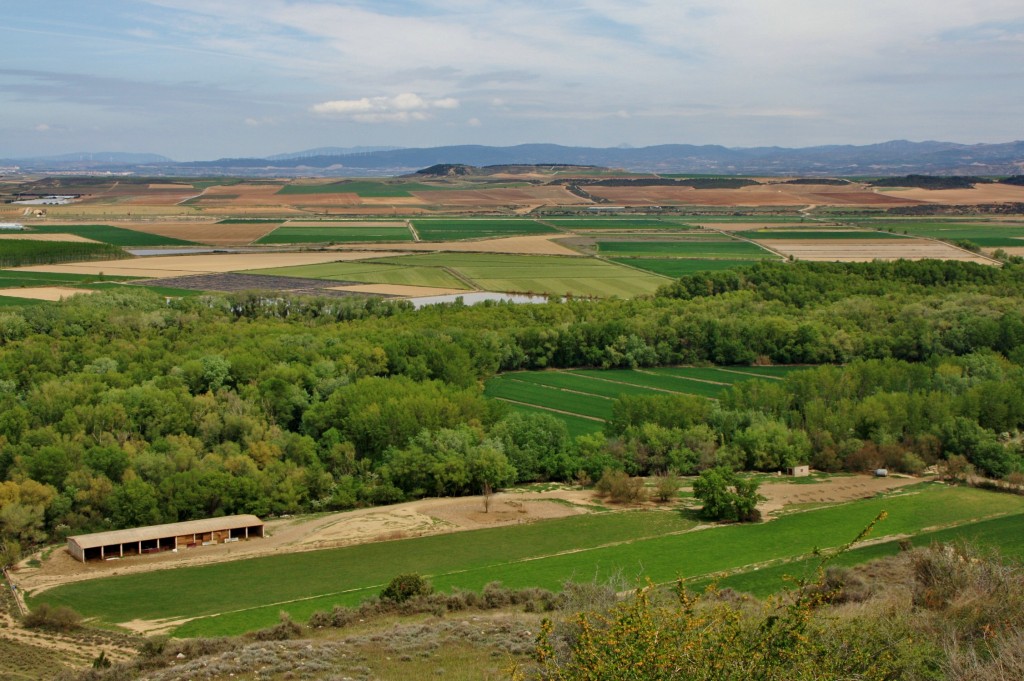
[380,572,432,603]
[23,603,82,631]
[594,469,647,504]
[249,611,302,641]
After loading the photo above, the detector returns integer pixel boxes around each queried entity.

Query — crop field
[19,224,195,246]
[761,238,995,264]
[0,240,130,267]
[277,181,445,197]
[484,378,617,421]
[611,257,762,276]
[255,225,413,244]
[742,229,909,239]
[596,239,774,258]
[0,269,135,288]
[499,403,604,438]
[542,218,698,229]
[848,220,1024,248]
[411,218,558,241]
[31,486,1024,637]
[248,258,471,290]
[568,368,728,399]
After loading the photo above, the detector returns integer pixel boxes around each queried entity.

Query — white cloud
[467,117,482,127]
[311,93,459,123]
[34,123,50,132]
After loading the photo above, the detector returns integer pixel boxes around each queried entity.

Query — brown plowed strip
[0,233,98,243]
[0,286,96,301]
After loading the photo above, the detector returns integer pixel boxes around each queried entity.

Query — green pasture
[500,403,604,438]
[373,253,667,298]
[743,230,908,240]
[566,368,726,399]
[411,219,557,242]
[246,258,471,290]
[0,240,130,268]
[32,486,1024,637]
[597,240,773,258]
[722,365,809,378]
[502,371,660,400]
[0,270,137,288]
[255,226,413,244]
[277,181,445,197]
[610,258,762,277]
[21,224,195,246]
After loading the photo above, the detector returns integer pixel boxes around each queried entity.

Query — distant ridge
[3,140,1023,177]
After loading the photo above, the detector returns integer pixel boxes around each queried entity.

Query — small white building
[0,223,25,230]
[786,465,810,477]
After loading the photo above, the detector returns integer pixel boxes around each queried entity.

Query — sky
[2,0,1023,160]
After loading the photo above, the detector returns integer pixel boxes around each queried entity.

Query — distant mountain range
[3,140,1023,177]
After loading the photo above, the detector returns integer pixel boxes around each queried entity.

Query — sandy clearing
[284,220,408,228]
[11,251,396,277]
[328,234,583,256]
[327,283,469,297]
[758,474,925,515]
[100,220,281,245]
[0,286,97,301]
[883,184,1024,205]
[0,232,98,243]
[756,238,997,263]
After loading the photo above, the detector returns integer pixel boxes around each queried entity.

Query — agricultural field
[254,253,667,298]
[29,485,1024,637]
[277,181,446,197]
[596,238,775,258]
[484,366,795,425]
[847,218,1024,248]
[611,257,762,276]
[0,239,130,267]
[541,217,698,229]
[741,229,909,239]
[15,224,195,246]
[411,218,558,241]
[255,223,414,244]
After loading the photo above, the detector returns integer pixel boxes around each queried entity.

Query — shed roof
[68,515,263,550]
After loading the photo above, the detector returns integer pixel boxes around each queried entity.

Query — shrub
[23,603,82,631]
[380,572,433,603]
[594,469,647,504]
[249,611,302,641]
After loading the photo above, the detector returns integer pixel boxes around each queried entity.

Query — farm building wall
[67,515,264,563]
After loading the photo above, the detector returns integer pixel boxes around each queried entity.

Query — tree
[692,467,763,522]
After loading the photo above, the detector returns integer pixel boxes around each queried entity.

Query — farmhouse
[66,515,264,562]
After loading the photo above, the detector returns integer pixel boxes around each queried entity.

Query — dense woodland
[2,259,1024,559]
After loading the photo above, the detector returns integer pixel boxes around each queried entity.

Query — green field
[597,239,774,258]
[500,403,604,438]
[847,220,1024,248]
[32,486,1024,637]
[568,368,728,399]
[0,269,137,288]
[411,219,558,241]
[20,224,195,246]
[743,230,909,240]
[611,258,763,276]
[0,240,130,268]
[542,218,697,229]
[484,377,617,421]
[277,181,445,197]
[246,258,471,290]
[255,226,413,244]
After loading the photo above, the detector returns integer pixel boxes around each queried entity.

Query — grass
[501,403,604,438]
[542,218,698,229]
[568,368,727,399]
[0,270,137,288]
[597,240,773,258]
[610,258,763,277]
[277,181,445,197]
[847,219,1024,248]
[484,378,616,421]
[32,486,1024,637]
[245,258,472,290]
[411,219,558,242]
[19,224,195,246]
[255,226,413,244]
[0,240,130,267]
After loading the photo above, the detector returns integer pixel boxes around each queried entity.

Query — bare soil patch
[0,286,96,301]
[758,238,996,263]
[12,250,393,277]
[0,232,98,243]
[883,184,1024,205]
[758,474,925,515]
[108,220,280,245]
[410,186,589,207]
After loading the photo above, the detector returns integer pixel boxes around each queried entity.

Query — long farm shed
[67,515,264,562]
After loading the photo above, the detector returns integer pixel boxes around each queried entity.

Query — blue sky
[3,1,1023,160]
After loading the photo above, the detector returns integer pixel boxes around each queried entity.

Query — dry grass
[0,286,97,301]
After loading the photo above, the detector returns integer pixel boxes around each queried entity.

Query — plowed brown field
[877,184,1024,204]
[111,221,280,245]
[588,184,923,207]
[0,286,97,301]
[327,234,581,256]
[0,233,98,243]
[409,186,588,206]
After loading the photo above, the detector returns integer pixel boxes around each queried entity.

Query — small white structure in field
[874,468,888,477]
[786,465,810,477]
[0,223,25,230]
